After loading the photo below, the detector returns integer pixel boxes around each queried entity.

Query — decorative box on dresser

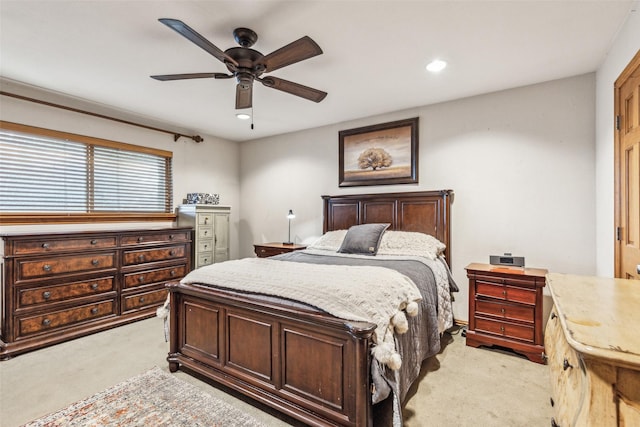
[253,242,307,258]
[177,205,230,269]
[0,227,191,359]
[545,273,640,427]
[465,263,548,364]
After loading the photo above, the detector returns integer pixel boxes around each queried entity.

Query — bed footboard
[167,281,376,427]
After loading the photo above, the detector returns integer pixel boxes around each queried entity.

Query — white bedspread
[181,258,423,370]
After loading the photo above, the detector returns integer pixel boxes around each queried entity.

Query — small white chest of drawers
[177,205,230,269]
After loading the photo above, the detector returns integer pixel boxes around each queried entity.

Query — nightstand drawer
[475,299,534,323]
[254,243,307,258]
[475,317,534,342]
[476,281,536,305]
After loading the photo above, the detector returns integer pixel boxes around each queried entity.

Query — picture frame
[339,117,419,187]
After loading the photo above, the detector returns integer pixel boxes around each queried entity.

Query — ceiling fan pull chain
[251,106,254,130]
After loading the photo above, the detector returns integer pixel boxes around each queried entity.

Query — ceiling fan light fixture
[236,112,251,120]
[426,59,447,73]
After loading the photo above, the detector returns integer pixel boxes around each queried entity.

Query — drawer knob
[42,291,51,300]
[91,259,99,266]
[91,307,99,315]
[169,250,176,256]
[203,258,209,263]
[137,237,144,243]
[563,358,573,371]
[42,243,50,249]
[42,318,51,327]
[90,239,98,245]
[138,254,145,262]
[502,290,507,296]
[204,217,209,224]
[170,270,176,276]
[43,264,52,272]
[501,308,506,315]
[138,276,145,283]
[203,230,208,236]
[91,283,99,290]
[169,234,174,240]
[500,326,505,333]
[204,244,209,249]
[139,297,145,303]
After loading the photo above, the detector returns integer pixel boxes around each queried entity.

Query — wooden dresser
[545,273,640,427]
[253,242,307,258]
[465,263,548,363]
[0,227,192,359]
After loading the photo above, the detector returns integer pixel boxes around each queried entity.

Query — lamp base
[282,241,294,245]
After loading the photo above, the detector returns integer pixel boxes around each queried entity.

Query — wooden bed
[167,190,452,427]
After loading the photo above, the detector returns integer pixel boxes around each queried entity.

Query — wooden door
[615,50,640,280]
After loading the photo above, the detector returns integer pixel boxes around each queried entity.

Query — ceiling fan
[151,19,327,110]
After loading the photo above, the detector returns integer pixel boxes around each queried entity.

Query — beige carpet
[0,318,552,426]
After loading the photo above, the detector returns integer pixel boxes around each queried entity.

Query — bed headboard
[322,190,453,265]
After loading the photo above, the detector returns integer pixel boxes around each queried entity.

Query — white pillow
[377,230,445,260]
[306,230,347,251]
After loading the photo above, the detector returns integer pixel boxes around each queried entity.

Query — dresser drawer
[197,213,213,225]
[120,231,190,246]
[122,288,168,313]
[123,265,187,288]
[475,299,534,323]
[198,227,213,239]
[475,317,535,342]
[476,281,536,305]
[17,299,116,338]
[123,245,187,266]
[13,236,117,255]
[198,240,214,253]
[17,252,117,280]
[196,253,214,268]
[18,276,115,308]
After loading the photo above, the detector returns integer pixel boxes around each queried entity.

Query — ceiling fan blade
[150,73,228,81]
[158,18,239,67]
[260,76,327,103]
[236,84,253,109]
[262,36,322,73]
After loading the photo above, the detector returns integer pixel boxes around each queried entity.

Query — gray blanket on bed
[271,251,443,427]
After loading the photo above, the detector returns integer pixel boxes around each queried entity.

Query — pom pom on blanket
[391,311,408,334]
[372,341,402,370]
[406,301,419,317]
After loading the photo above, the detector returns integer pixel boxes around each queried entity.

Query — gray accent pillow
[337,223,390,255]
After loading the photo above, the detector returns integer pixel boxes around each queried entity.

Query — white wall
[0,81,242,259]
[595,3,640,276]
[240,74,596,322]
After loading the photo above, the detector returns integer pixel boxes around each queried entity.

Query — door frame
[614,49,640,277]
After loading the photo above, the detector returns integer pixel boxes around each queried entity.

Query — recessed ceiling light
[236,113,251,120]
[426,59,447,73]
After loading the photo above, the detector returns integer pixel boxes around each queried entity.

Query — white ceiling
[0,1,635,142]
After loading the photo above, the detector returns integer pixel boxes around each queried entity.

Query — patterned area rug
[21,366,268,427]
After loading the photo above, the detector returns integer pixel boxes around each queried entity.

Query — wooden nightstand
[254,242,307,258]
[465,262,548,364]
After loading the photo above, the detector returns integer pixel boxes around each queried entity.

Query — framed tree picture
[339,117,419,187]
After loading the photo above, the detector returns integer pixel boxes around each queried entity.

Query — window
[0,121,174,224]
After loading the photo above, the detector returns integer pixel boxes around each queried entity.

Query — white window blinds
[0,123,173,214]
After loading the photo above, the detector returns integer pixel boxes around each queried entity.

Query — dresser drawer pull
[91,259,99,266]
[260,249,266,253]
[169,234,174,240]
[563,358,573,371]
[502,290,507,296]
[203,230,209,236]
[139,297,145,303]
[91,283,99,290]
[91,239,98,245]
[43,264,52,272]
[203,244,209,249]
[42,291,51,300]
[138,254,145,262]
[500,326,505,333]
[138,276,145,283]
[204,217,209,224]
[137,237,144,243]
[42,318,51,327]
[42,243,50,249]
[91,307,99,315]
[170,270,176,277]
[501,308,506,314]
[169,250,176,256]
